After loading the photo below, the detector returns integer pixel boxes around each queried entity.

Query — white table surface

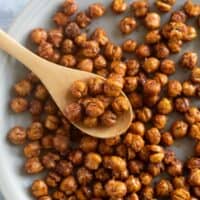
[0,1,29,199]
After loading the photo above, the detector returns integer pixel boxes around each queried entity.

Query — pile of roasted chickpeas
[65,78,129,127]
[7,0,200,199]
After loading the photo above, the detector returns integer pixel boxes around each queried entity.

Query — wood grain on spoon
[0,29,133,138]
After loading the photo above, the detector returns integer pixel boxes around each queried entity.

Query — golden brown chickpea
[181,52,198,70]
[80,136,98,153]
[153,114,167,130]
[184,26,197,41]
[44,99,58,115]
[167,80,182,97]
[157,98,173,114]
[38,196,52,200]
[13,79,32,97]
[60,54,76,68]
[27,122,43,141]
[105,180,127,198]
[110,61,126,76]
[171,10,187,23]
[104,42,123,61]
[146,127,161,145]
[10,97,28,113]
[61,39,75,54]
[93,55,107,70]
[31,180,48,198]
[53,12,69,27]
[48,28,63,48]
[126,176,141,193]
[128,160,144,174]
[183,0,200,17]
[45,171,61,187]
[76,59,93,72]
[168,39,182,53]
[135,44,151,58]
[42,153,60,169]
[84,98,104,117]
[111,0,127,13]
[129,121,145,137]
[62,0,78,16]
[173,176,187,189]
[45,115,59,130]
[55,160,72,176]
[85,152,102,170]
[68,149,83,166]
[144,95,160,107]
[52,191,67,200]
[167,159,183,176]
[145,12,161,29]
[188,169,200,186]
[131,0,149,18]
[182,81,196,96]
[65,22,80,39]
[185,107,200,124]
[38,41,54,60]
[189,122,200,140]
[175,97,190,113]
[88,78,104,96]
[171,188,190,200]
[171,120,188,139]
[24,141,41,158]
[92,28,109,46]
[95,168,110,182]
[128,92,143,109]
[53,134,69,154]
[191,67,200,83]
[60,176,77,195]
[76,167,93,186]
[187,157,200,170]
[65,102,82,122]
[70,80,88,98]
[141,186,154,199]
[143,57,160,73]
[156,0,175,12]
[154,73,168,87]
[140,172,153,186]
[30,28,48,44]
[124,133,144,152]
[96,68,109,78]
[120,17,137,34]
[41,135,53,149]
[8,126,26,145]
[122,39,137,53]
[156,179,173,197]
[125,60,139,76]
[29,99,43,115]
[195,141,200,156]
[88,3,106,18]
[112,96,129,115]
[123,76,138,93]
[82,40,100,58]
[160,59,176,75]
[25,157,44,174]
[93,182,106,198]
[74,33,87,47]
[145,29,161,44]
[76,12,91,28]
[100,110,117,127]
[154,43,170,59]
[164,150,176,165]
[34,84,49,101]
[136,107,152,122]
[162,132,174,146]
[148,162,165,176]
[143,79,161,96]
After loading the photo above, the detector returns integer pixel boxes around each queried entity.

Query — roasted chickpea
[101,110,117,127]
[111,0,127,13]
[185,26,197,41]
[136,107,152,122]
[105,180,127,198]
[148,162,165,176]
[145,29,161,44]
[188,169,200,186]
[126,176,141,193]
[92,28,109,46]
[131,0,149,18]
[146,127,161,145]
[104,42,122,60]
[42,153,60,169]
[44,115,59,131]
[156,179,173,197]
[156,0,175,12]
[160,59,176,75]
[61,39,75,54]
[154,43,170,59]
[31,180,48,198]
[62,0,78,16]
[129,121,145,137]
[30,28,48,44]
[80,136,98,153]
[85,152,102,170]
[181,52,198,70]
[189,122,200,140]
[8,126,26,145]
[162,132,174,146]
[112,96,129,115]
[145,12,160,29]
[185,107,200,124]
[144,57,160,74]
[60,176,77,195]
[53,12,69,27]
[171,10,187,23]
[140,172,153,186]
[13,79,32,97]
[123,76,138,93]
[157,98,173,114]
[10,97,28,113]
[122,39,137,53]
[25,157,44,174]
[120,17,137,34]
[171,120,188,139]
[88,3,106,18]
[27,122,43,141]
[167,80,182,97]
[124,133,144,152]
[152,114,167,130]
[70,80,88,98]
[143,79,161,96]
[183,0,200,17]
[191,67,200,83]
[38,41,54,60]
[141,186,154,199]
[175,97,190,113]
[48,28,63,48]
[171,188,190,200]
[34,84,49,101]
[126,59,140,76]
[76,12,91,28]
[167,159,183,176]
[38,196,52,200]
[24,141,41,158]
[65,22,80,39]
[65,102,82,122]
[135,44,151,58]
[182,81,196,96]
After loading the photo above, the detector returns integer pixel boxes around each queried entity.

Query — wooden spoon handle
[0,29,46,76]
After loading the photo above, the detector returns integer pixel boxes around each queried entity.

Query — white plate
[0,0,199,199]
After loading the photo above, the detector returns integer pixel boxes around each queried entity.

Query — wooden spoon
[0,29,133,138]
